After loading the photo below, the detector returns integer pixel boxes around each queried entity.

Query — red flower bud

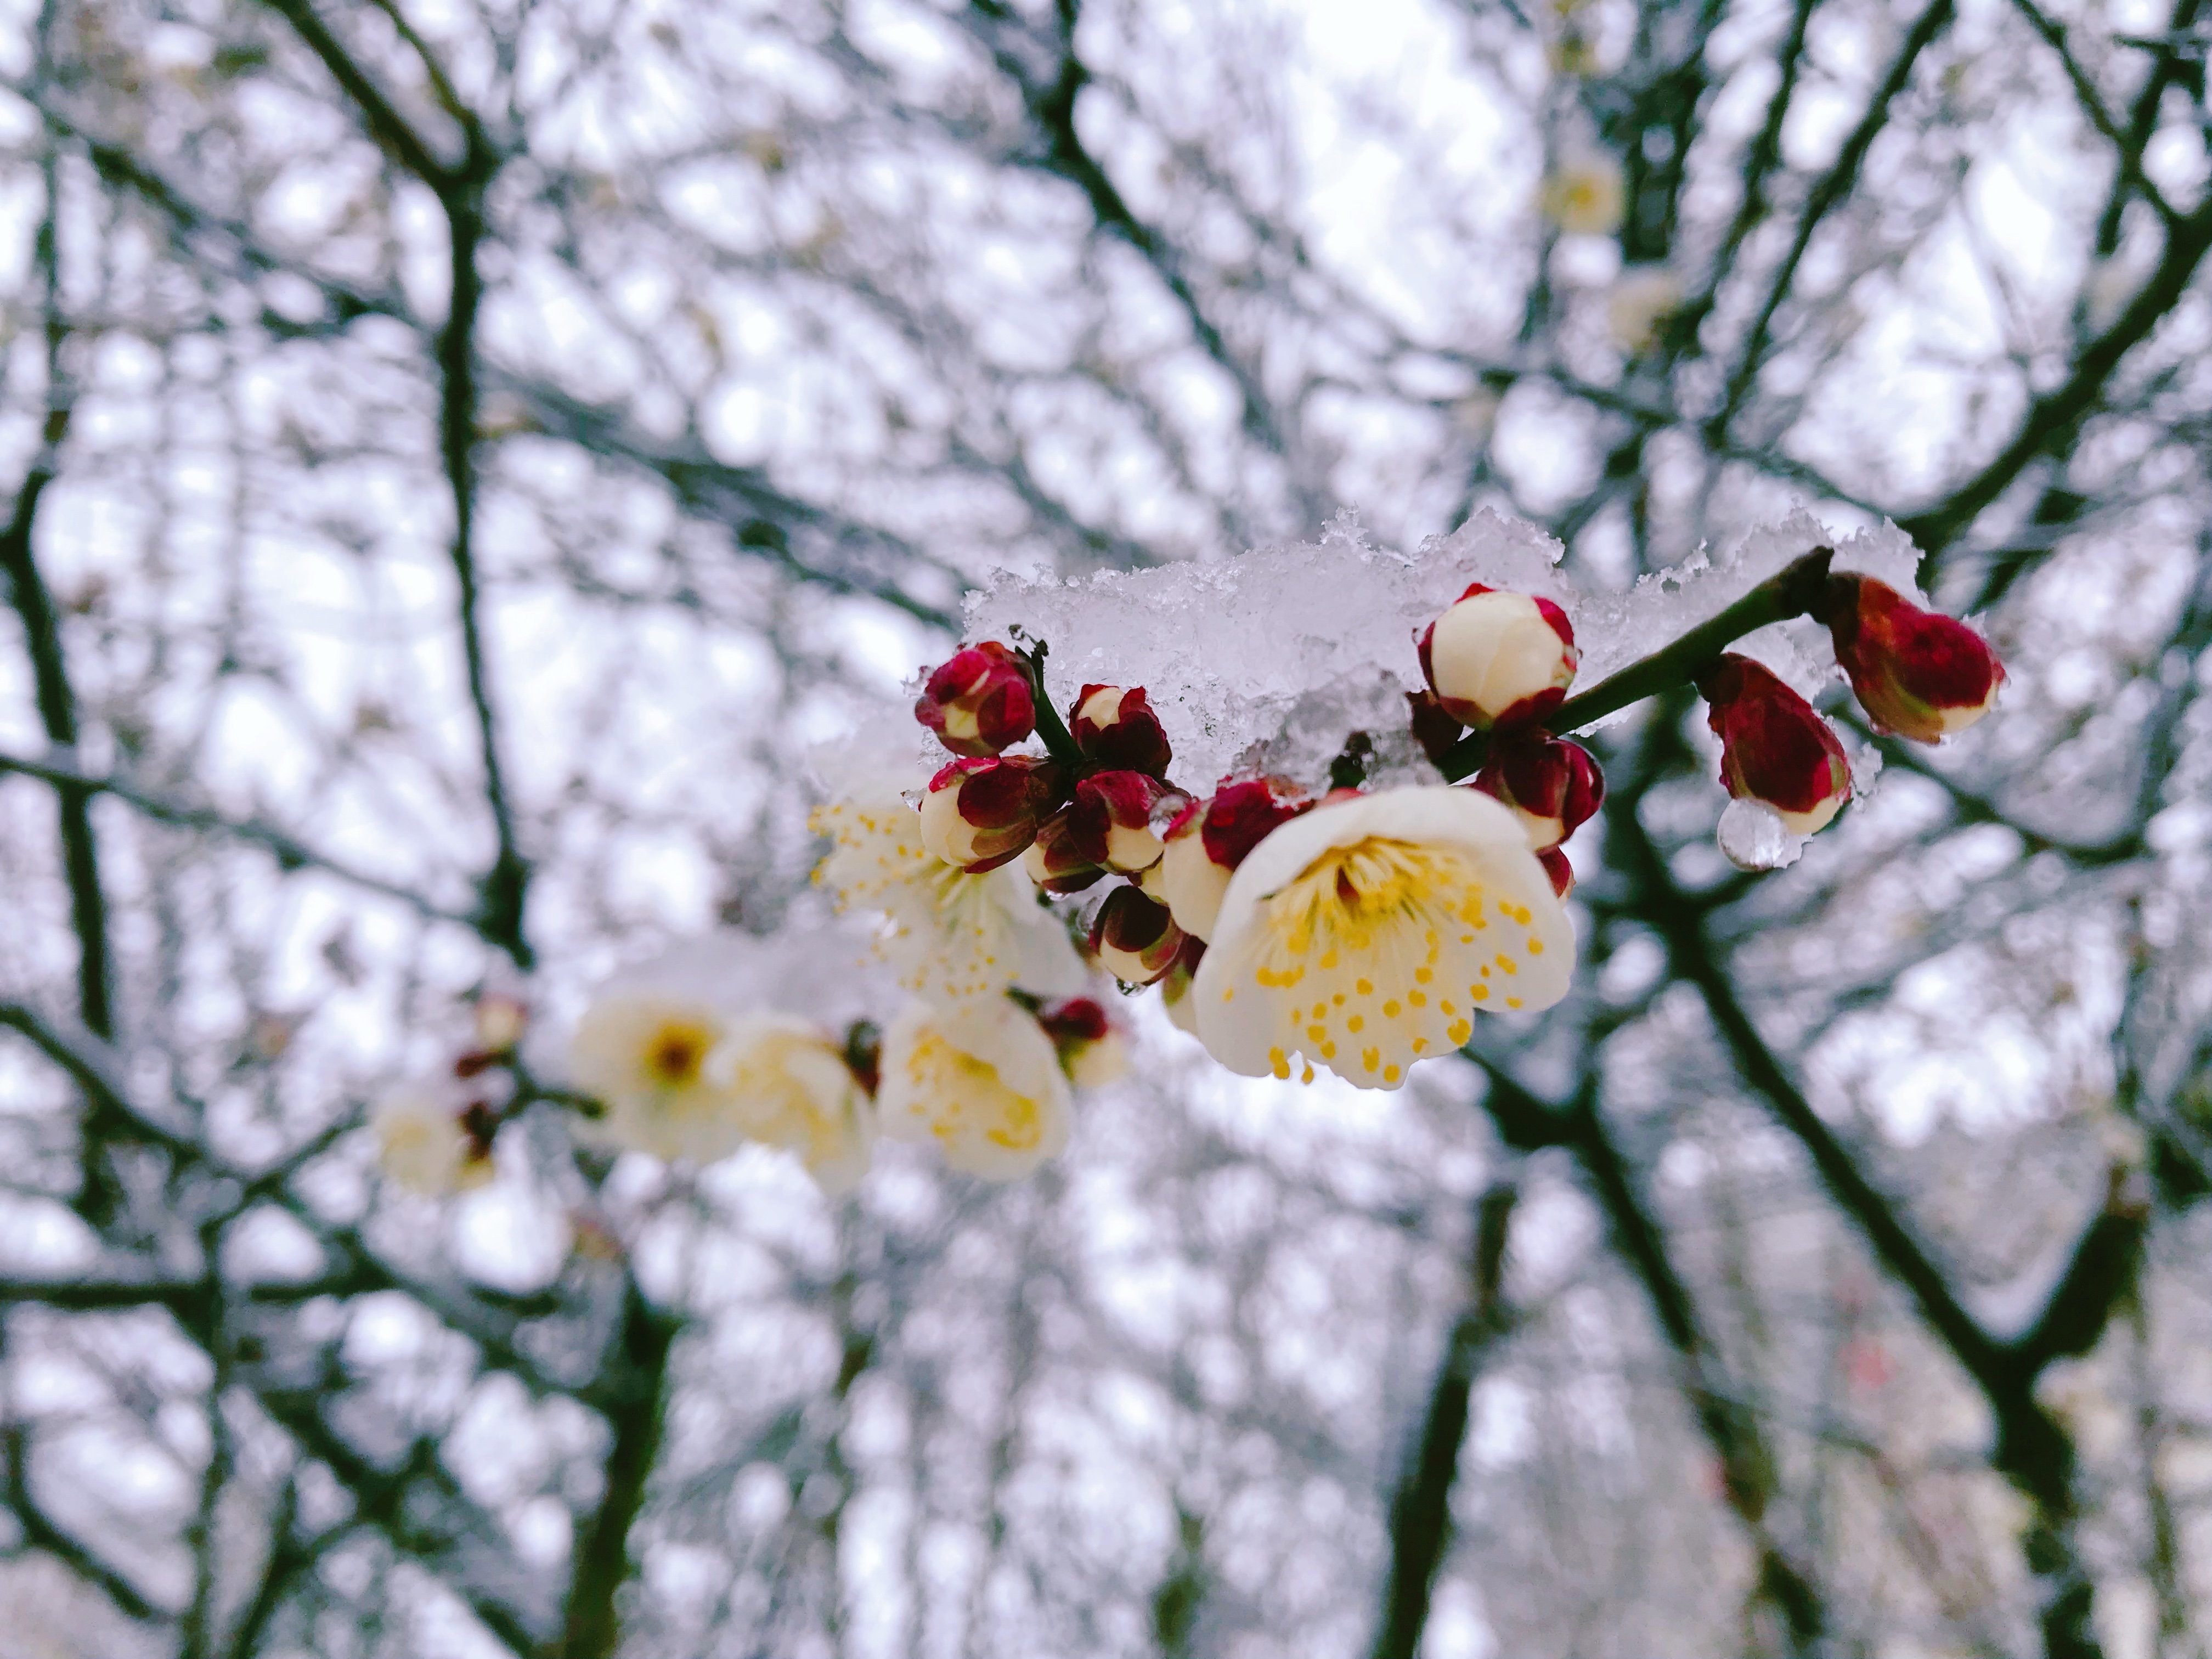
[1021,807,1106,893]
[916,641,1036,757]
[1539,848,1576,899]
[1471,735,1605,851]
[1066,771,1183,873]
[919,756,1064,872]
[1071,684,1173,775]
[1157,776,1312,941]
[1821,575,2004,743]
[1088,885,1187,986]
[1417,583,1579,730]
[1697,655,1852,836]
[1036,995,1126,1087]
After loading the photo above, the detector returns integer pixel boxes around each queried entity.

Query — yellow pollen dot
[1528,938,1544,955]
[1221,989,1234,1002]
[1312,1002,1328,1019]
[1347,1014,1364,1033]
[1414,967,1433,984]
[1472,985,1490,1002]
[1460,934,1475,944]
[1301,1064,1316,1084]
[1333,993,1346,1006]
[1384,1065,1401,1084]
[1362,1048,1380,1073]
[1441,1000,1457,1015]
[1269,1047,1290,1080]
[1321,1041,1337,1058]
[1307,1024,1327,1042]
[1448,1019,1472,1044]
[1409,991,1426,1007]
[1412,1038,1429,1053]
[1356,978,1374,996]
[1508,996,1523,1009]
[1319,950,1339,969]
[1383,1001,1401,1018]
[1496,956,1517,976]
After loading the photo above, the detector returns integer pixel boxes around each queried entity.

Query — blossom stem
[1436,546,1835,782]
[1019,640,1086,766]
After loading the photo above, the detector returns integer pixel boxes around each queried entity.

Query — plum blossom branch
[1436,546,1837,781]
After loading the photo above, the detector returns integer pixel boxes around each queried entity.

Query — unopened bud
[473,993,527,1053]
[1071,684,1172,775]
[1088,885,1187,986]
[1022,808,1106,893]
[1068,771,1182,873]
[1471,735,1605,851]
[919,756,1064,872]
[1418,584,1579,730]
[1539,848,1576,899]
[1157,777,1311,942]
[916,641,1036,757]
[1037,996,1127,1088]
[1697,655,1852,836]
[1821,575,2005,743]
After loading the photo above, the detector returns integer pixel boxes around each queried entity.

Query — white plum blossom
[812,786,1085,1006]
[877,998,1073,1180]
[1540,153,1625,236]
[1194,787,1575,1090]
[371,1084,493,1197]
[709,1013,875,1193]
[569,993,749,1164]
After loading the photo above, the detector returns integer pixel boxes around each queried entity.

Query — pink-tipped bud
[1820,575,2005,743]
[1022,808,1106,893]
[1157,776,1312,942]
[1539,848,1576,899]
[1088,885,1188,986]
[919,756,1064,872]
[1067,771,1182,874]
[1417,584,1579,730]
[1071,684,1173,775]
[916,641,1036,757]
[1697,655,1853,836]
[1037,996,1126,1088]
[1471,735,1605,851]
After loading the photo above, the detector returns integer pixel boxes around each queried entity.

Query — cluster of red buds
[1407,565,2005,862]
[1412,581,1606,894]
[449,992,531,1159]
[910,555,2004,1014]
[913,642,1314,995]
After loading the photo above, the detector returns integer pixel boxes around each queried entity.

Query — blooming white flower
[710,1012,875,1193]
[1541,154,1625,236]
[1193,787,1575,1090]
[569,993,749,1164]
[812,787,1085,1006]
[371,1085,494,1196]
[878,998,1072,1180]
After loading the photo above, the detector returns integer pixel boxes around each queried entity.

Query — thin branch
[1370,1185,1517,1659]
[559,1279,678,1657]
[1712,0,1957,437]
[0,749,483,932]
